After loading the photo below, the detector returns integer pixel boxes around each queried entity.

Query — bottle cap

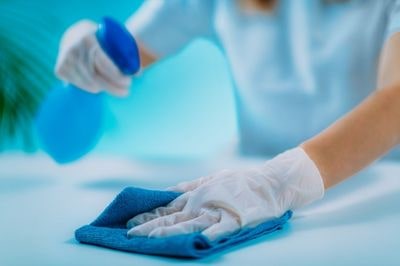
[96,17,141,75]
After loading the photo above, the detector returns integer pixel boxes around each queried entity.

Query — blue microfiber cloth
[75,187,292,258]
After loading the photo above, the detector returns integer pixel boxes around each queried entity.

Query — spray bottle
[36,17,140,163]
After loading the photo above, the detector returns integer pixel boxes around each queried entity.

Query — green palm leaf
[0,0,61,151]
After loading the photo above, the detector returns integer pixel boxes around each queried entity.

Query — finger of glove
[91,72,130,97]
[147,211,220,238]
[93,47,131,95]
[73,63,102,93]
[56,20,96,76]
[55,45,79,81]
[201,211,241,241]
[127,211,192,238]
[55,37,101,93]
[126,193,189,228]
[57,55,100,94]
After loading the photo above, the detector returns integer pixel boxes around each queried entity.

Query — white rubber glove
[126,147,325,241]
[55,20,132,97]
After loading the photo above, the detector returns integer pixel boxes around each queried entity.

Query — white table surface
[1,153,400,266]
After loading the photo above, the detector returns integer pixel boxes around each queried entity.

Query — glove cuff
[264,147,325,210]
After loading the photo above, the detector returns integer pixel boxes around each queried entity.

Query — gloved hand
[126,147,325,241]
[55,20,132,97]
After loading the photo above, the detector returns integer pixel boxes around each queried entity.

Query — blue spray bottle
[36,17,140,164]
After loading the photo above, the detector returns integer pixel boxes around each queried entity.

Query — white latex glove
[55,20,132,97]
[127,147,325,241]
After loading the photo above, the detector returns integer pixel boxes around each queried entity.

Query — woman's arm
[125,0,214,69]
[122,34,400,240]
[301,33,400,189]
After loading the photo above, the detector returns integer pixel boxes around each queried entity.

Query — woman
[56,0,400,241]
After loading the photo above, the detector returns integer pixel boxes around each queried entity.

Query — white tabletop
[1,153,400,266]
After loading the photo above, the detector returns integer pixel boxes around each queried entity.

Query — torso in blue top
[129,0,400,156]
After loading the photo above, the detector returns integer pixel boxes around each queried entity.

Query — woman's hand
[127,147,325,241]
[55,20,132,97]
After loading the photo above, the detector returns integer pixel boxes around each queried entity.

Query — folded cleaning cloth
[75,187,292,258]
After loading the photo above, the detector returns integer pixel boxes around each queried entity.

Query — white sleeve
[126,0,214,58]
[386,0,400,39]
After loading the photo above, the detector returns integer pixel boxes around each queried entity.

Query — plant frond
[0,1,61,151]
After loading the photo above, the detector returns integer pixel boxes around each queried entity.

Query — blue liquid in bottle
[36,17,140,164]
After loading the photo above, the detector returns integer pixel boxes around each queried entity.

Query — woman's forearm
[302,85,400,189]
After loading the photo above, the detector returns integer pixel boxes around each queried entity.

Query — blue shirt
[128,0,400,156]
